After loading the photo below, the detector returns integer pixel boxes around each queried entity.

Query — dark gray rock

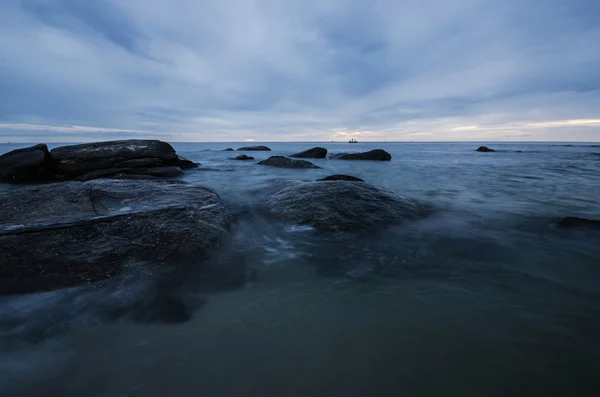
[332,149,392,161]
[50,140,179,179]
[0,144,52,182]
[290,147,327,159]
[556,216,600,230]
[237,146,271,151]
[234,154,254,160]
[115,158,165,168]
[476,146,495,152]
[266,181,422,232]
[318,174,364,182]
[176,155,199,169]
[0,180,230,295]
[223,148,234,151]
[258,156,320,169]
[75,166,183,182]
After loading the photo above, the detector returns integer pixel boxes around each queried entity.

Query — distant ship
[349,138,358,143]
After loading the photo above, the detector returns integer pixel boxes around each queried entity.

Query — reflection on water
[1,142,600,396]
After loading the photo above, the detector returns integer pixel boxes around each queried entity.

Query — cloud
[0,0,599,142]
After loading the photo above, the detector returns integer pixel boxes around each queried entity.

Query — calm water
[1,142,600,396]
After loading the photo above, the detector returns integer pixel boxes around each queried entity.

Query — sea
[1,141,600,397]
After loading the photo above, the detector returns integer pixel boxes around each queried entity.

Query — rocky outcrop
[0,180,230,295]
[318,174,365,182]
[237,146,271,151]
[234,154,254,160]
[290,147,327,159]
[0,144,52,182]
[0,140,197,184]
[331,149,392,161]
[556,216,600,230]
[266,181,422,232]
[258,156,320,169]
[476,146,495,152]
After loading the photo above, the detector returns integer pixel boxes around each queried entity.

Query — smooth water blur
[1,142,600,396]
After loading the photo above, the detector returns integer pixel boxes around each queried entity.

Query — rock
[114,158,166,168]
[0,144,52,182]
[176,155,199,169]
[476,146,495,152]
[237,146,271,151]
[290,147,327,159]
[50,140,179,179]
[75,166,184,182]
[0,180,230,295]
[266,181,422,232]
[318,174,365,182]
[258,156,320,169]
[556,216,600,230]
[223,148,234,151]
[332,149,392,161]
[234,155,254,160]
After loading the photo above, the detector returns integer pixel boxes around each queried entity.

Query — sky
[0,0,599,142]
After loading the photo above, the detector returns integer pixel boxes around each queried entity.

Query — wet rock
[266,181,423,232]
[476,146,495,152]
[318,174,365,182]
[223,148,234,151]
[237,146,271,151]
[115,158,165,168]
[50,140,179,179]
[176,155,199,169]
[75,166,183,182]
[258,156,320,169]
[332,149,391,161]
[0,180,230,295]
[0,144,52,182]
[234,154,255,160]
[556,216,600,230]
[290,147,327,159]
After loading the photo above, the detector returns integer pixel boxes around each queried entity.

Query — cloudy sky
[1,0,599,142]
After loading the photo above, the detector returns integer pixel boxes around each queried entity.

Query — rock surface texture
[289,147,327,159]
[258,156,320,169]
[0,180,230,295]
[0,144,52,182]
[266,181,422,232]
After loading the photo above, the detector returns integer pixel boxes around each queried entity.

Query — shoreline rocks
[234,154,255,160]
[290,147,327,159]
[0,140,197,184]
[238,146,271,151]
[318,174,365,182]
[266,180,422,232]
[331,149,391,161]
[0,180,231,295]
[258,156,320,169]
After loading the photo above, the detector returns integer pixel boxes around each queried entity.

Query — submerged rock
[258,156,320,169]
[0,144,52,182]
[476,146,495,152]
[289,147,327,159]
[266,181,422,232]
[234,154,255,160]
[237,146,271,151]
[0,180,230,295]
[318,174,365,182]
[331,149,392,161]
[176,155,199,169]
[556,216,600,230]
[223,148,235,151]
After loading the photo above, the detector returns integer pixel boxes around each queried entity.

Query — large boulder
[265,180,422,232]
[0,180,230,295]
[332,149,392,161]
[237,146,271,151]
[50,140,179,179]
[318,174,365,182]
[258,156,320,169]
[290,147,327,159]
[0,144,52,182]
[476,146,495,152]
[76,166,184,181]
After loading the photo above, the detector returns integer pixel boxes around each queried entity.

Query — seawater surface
[1,142,600,396]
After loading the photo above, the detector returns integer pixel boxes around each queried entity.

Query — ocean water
[1,141,600,396]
